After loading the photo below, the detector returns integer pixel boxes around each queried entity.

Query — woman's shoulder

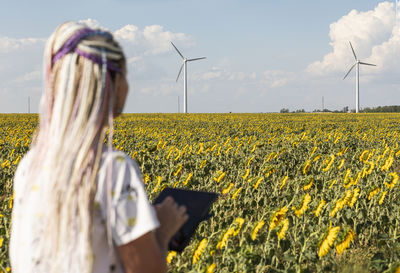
[96,147,145,204]
[99,147,142,181]
[13,146,41,195]
[100,148,137,168]
[13,146,36,181]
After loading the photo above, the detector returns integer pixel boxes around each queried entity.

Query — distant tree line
[360,105,400,113]
[280,108,305,113]
[279,105,400,113]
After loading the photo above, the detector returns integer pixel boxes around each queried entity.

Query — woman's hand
[117,192,187,273]
[154,196,188,251]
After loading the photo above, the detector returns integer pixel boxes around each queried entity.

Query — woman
[10,21,188,273]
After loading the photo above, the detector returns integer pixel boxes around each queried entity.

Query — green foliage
[361,105,400,113]
[1,113,400,272]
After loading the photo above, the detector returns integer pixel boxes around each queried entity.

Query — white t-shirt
[10,147,160,273]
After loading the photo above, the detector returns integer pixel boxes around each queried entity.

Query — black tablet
[153,187,218,252]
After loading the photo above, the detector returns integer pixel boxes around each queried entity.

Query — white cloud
[260,70,292,88]
[368,25,400,72]
[0,19,195,98]
[0,37,45,53]
[14,70,41,83]
[114,24,194,57]
[114,24,140,42]
[138,81,177,96]
[307,2,398,76]
[0,19,194,61]
[201,67,223,80]
[195,66,291,89]
[78,18,103,30]
[127,55,143,64]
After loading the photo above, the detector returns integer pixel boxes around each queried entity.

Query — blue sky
[0,0,399,113]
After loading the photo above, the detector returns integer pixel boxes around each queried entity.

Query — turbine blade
[171,42,184,59]
[359,62,377,66]
[349,41,357,60]
[187,57,206,61]
[176,63,184,82]
[343,63,356,80]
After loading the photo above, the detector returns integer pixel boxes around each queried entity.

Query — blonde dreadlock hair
[23,21,125,272]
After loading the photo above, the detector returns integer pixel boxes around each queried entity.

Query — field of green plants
[1,113,400,272]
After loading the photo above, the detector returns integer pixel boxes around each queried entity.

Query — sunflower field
[1,113,400,272]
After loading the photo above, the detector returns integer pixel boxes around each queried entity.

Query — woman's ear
[113,71,129,118]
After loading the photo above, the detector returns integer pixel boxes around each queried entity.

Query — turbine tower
[171,42,206,113]
[343,42,376,113]
[396,0,399,23]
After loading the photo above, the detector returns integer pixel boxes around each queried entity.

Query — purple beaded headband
[51,28,122,73]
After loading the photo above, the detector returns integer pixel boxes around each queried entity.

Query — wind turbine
[396,0,399,23]
[171,42,206,113]
[343,41,376,113]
